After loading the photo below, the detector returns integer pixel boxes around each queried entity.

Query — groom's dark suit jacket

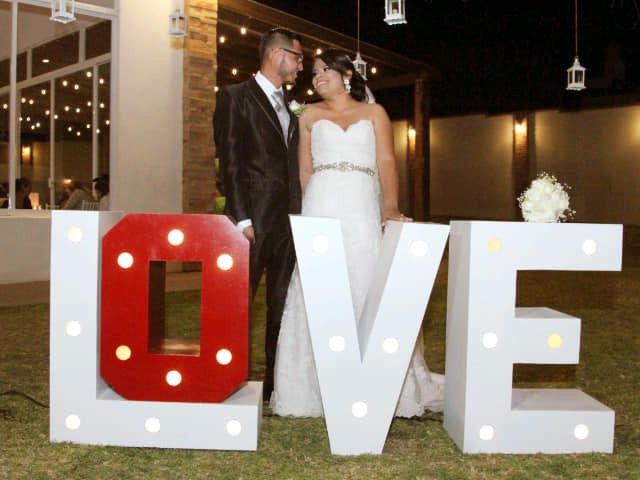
[213,76,301,395]
[214,77,301,231]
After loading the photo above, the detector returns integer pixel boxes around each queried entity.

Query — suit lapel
[246,77,287,147]
[286,108,297,146]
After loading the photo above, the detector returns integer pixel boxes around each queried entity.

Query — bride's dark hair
[315,49,367,102]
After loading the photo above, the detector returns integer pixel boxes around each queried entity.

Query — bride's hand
[382,209,413,225]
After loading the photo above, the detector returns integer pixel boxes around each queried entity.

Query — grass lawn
[1,227,638,479]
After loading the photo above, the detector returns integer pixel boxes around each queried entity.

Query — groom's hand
[242,226,256,244]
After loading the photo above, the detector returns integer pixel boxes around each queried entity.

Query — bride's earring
[343,78,351,93]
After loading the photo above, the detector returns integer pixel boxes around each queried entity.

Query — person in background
[93,174,110,210]
[61,180,95,210]
[15,177,33,209]
[0,182,8,208]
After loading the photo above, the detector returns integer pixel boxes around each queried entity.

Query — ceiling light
[50,0,76,24]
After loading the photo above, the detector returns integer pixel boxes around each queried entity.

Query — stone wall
[182,0,218,213]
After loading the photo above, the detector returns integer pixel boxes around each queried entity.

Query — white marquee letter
[444,221,622,453]
[291,217,449,455]
[50,211,261,450]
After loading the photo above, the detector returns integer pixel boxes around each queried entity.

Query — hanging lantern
[50,0,76,24]
[169,9,187,37]
[566,0,586,91]
[353,52,367,80]
[566,57,586,91]
[384,0,407,25]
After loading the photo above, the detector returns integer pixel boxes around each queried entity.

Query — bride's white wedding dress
[270,118,444,417]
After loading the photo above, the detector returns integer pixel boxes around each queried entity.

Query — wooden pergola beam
[218,0,433,77]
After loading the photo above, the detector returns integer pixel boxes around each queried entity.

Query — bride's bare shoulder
[361,102,389,125]
[299,103,323,130]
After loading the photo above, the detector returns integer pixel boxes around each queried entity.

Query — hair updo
[315,49,368,102]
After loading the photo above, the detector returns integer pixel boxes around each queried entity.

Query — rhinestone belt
[313,161,375,177]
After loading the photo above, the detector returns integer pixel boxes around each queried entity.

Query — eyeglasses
[280,47,304,63]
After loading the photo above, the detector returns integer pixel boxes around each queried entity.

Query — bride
[270,50,444,418]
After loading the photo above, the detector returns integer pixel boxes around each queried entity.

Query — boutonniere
[288,100,306,117]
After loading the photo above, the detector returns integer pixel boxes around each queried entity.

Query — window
[0,1,113,210]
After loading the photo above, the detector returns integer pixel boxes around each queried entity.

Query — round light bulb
[351,401,368,418]
[547,333,563,349]
[582,239,597,255]
[226,420,242,436]
[410,240,429,257]
[216,349,233,365]
[482,333,498,349]
[574,424,589,440]
[487,238,502,253]
[145,417,161,433]
[117,252,134,269]
[217,253,234,271]
[67,227,83,242]
[167,229,184,246]
[479,425,494,440]
[382,337,399,354]
[115,345,132,361]
[65,415,81,430]
[166,370,182,386]
[328,336,345,352]
[65,321,82,337]
[311,235,329,253]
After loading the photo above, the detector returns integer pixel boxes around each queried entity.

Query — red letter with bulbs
[100,214,249,403]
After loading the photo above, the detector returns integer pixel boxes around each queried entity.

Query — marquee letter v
[290,216,449,455]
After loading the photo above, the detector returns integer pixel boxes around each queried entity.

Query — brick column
[513,112,535,219]
[413,76,430,221]
[182,0,218,213]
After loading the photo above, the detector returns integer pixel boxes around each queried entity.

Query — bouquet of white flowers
[518,173,575,222]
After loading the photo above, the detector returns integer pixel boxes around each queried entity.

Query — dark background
[257,1,640,116]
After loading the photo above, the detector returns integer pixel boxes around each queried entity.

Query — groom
[213,28,303,401]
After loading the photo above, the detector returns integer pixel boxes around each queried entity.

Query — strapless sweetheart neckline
[311,118,373,134]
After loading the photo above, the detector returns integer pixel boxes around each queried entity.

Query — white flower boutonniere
[289,100,306,117]
[518,172,575,222]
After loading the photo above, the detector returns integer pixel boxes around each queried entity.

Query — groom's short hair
[259,27,302,66]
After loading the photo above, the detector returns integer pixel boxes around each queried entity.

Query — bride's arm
[298,113,313,194]
[372,104,408,223]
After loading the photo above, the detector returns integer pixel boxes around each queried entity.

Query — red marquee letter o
[100,214,249,403]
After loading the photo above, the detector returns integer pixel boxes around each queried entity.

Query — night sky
[257,1,640,115]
